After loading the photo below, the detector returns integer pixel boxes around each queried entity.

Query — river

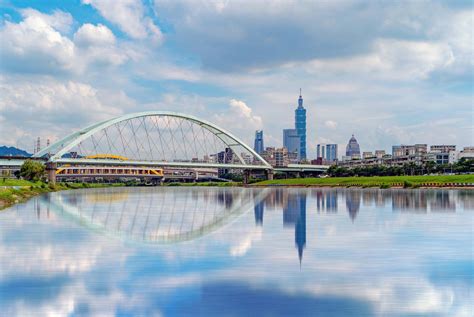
[0,187,472,316]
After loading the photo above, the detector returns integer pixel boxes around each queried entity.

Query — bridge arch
[35,111,271,169]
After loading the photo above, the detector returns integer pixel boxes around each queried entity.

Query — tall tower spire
[298,89,303,108]
[295,90,306,160]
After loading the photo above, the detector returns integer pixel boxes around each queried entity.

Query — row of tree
[327,158,474,177]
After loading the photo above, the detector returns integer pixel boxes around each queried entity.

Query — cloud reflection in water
[0,187,472,316]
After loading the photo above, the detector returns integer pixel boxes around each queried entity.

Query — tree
[19,160,45,182]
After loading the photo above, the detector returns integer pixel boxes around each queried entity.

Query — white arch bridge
[26,111,326,182]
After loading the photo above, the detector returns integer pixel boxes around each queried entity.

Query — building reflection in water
[254,200,264,226]
[312,189,338,213]
[283,191,307,265]
[345,190,361,222]
[30,187,464,266]
[430,191,456,212]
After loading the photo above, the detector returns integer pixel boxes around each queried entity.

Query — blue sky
[0,0,472,157]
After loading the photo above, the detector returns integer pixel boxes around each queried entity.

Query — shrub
[19,160,45,182]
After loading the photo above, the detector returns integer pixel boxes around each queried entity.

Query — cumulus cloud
[0,9,76,74]
[73,23,129,67]
[83,0,163,43]
[228,99,262,126]
[0,10,129,75]
[153,0,471,73]
[0,78,128,146]
[211,99,263,145]
[74,23,116,47]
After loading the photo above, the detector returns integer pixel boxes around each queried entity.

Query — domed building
[346,134,361,159]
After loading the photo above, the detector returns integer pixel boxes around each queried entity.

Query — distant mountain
[0,146,32,157]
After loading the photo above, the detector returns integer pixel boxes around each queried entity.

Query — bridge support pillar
[46,162,57,184]
[265,169,274,181]
[243,170,251,184]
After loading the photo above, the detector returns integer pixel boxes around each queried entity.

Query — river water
[0,187,472,316]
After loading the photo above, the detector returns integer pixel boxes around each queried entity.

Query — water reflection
[29,188,469,254]
[43,187,269,243]
[283,192,307,264]
[1,188,472,316]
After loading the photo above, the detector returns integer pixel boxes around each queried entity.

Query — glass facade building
[326,144,338,162]
[317,143,338,162]
[283,129,300,155]
[295,92,307,160]
[254,130,264,154]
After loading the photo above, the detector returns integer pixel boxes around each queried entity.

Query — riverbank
[0,180,124,210]
[253,174,474,188]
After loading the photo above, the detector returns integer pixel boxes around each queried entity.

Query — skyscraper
[317,144,326,159]
[295,89,307,160]
[254,130,264,154]
[326,144,338,162]
[283,129,300,155]
[345,134,361,158]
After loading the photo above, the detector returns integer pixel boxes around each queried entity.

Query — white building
[449,147,474,163]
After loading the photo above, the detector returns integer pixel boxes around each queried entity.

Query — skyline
[0,1,472,158]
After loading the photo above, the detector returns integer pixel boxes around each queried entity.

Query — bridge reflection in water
[31,188,469,263]
[43,187,269,243]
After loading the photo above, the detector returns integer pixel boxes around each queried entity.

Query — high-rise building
[254,130,264,154]
[295,90,306,160]
[317,143,337,162]
[326,144,338,162]
[283,129,300,156]
[345,134,361,158]
[317,144,326,159]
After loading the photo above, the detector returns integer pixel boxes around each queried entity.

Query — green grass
[0,178,40,186]
[0,181,126,210]
[254,175,474,187]
[165,181,241,187]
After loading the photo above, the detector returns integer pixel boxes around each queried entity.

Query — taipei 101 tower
[295,89,307,160]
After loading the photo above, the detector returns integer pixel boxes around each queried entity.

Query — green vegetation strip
[254,175,474,188]
[164,181,241,187]
[0,180,124,211]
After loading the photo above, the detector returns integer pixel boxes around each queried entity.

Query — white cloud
[83,0,163,43]
[228,99,262,127]
[306,39,455,81]
[230,227,262,257]
[0,9,76,74]
[0,78,127,147]
[20,8,73,33]
[0,10,129,75]
[324,120,338,129]
[74,23,116,47]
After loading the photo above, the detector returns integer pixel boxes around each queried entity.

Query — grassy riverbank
[0,180,124,210]
[254,174,474,188]
[165,181,240,187]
